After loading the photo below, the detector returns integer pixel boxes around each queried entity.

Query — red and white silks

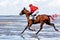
[50,14,58,21]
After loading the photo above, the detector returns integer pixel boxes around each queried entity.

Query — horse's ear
[24,7,25,10]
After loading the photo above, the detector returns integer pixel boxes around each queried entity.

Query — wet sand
[0,15,60,40]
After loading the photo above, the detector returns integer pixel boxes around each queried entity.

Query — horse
[20,7,59,35]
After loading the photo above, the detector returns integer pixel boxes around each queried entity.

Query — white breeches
[29,9,39,19]
[31,9,39,15]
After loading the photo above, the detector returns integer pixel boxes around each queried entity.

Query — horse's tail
[48,14,58,21]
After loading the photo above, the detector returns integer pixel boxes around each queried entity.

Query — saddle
[29,11,39,20]
[30,14,37,20]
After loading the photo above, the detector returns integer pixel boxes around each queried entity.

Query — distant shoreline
[0,22,15,24]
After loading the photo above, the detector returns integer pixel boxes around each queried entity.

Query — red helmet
[29,4,33,7]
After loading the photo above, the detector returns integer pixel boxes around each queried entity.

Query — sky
[0,0,60,15]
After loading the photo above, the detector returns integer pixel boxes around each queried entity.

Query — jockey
[29,4,39,20]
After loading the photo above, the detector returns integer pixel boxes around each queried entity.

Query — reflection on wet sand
[0,22,15,24]
[0,15,60,40]
[20,33,40,40]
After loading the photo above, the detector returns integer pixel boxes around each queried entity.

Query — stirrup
[33,14,36,16]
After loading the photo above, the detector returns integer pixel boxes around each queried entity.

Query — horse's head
[19,8,25,16]
[20,7,30,16]
[20,7,29,16]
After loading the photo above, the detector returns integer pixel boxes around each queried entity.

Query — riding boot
[32,15,34,20]
[32,13,37,23]
[31,15,35,23]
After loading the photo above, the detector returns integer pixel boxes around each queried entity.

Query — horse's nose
[19,12,24,16]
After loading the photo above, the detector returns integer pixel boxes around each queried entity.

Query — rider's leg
[32,9,39,16]
[32,10,39,20]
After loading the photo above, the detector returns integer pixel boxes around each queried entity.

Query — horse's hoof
[56,29,59,31]
[29,29,36,31]
[20,32,23,35]
[32,29,36,31]
[35,33,38,35]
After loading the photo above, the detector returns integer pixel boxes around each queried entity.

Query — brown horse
[20,8,58,35]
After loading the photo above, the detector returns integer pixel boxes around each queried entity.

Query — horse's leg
[28,22,35,31]
[46,22,59,31]
[36,22,44,35]
[28,27,35,31]
[21,22,33,34]
[49,23,58,31]
[21,24,29,34]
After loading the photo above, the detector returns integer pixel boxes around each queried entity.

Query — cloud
[48,0,60,7]
[0,1,9,7]
[12,0,19,6]
[23,0,49,8]
[40,0,48,2]
[0,0,20,7]
[23,0,48,5]
[0,0,60,15]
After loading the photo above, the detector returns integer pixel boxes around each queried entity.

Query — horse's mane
[25,8,31,15]
[25,8,30,12]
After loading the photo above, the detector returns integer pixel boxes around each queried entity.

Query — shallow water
[0,15,60,40]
